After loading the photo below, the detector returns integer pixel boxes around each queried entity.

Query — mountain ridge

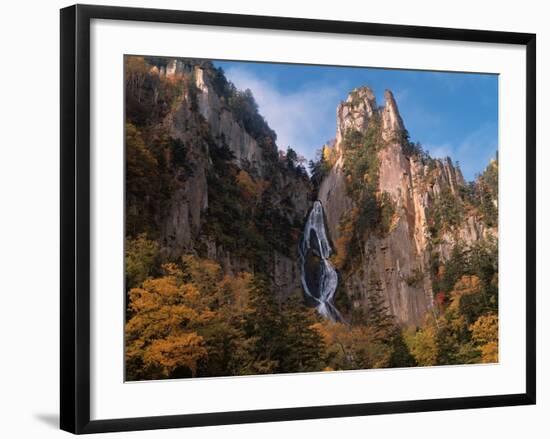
[316,84,497,325]
[126,56,497,327]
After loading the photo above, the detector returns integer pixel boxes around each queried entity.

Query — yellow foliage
[454,275,481,293]
[406,323,438,366]
[236,170,256,200]
[470,313,498,363]
[322,145,335,165]
[124,56,149,85]
[217,272,254,312]
[125,233,159,289]
[332,207,360,269]
[312,320,391,370]
[332,235,351,270]
[125,255,260,380]
[143,333,207,377]
[448,275,482,311]
[235,170,268,202]
[125,263,216,380]
[480,342,498,363]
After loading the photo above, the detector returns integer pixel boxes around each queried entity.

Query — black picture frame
[60,4,536,434]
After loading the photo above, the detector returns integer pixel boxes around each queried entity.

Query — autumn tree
[125,233,159,290]
[406,322,438,366]
[313,320,391,370]
[235,170,268,203]
[470,313,498,363]
[125,56,150,103]
[125,263,214,380]
[309,145,334,191]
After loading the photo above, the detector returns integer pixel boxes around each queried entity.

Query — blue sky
[214,60,498,181]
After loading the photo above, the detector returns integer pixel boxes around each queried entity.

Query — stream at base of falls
[299,200,343,322]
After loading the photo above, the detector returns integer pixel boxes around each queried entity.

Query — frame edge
[60,4,78,434]
[60,4,537,434]
[525,34,536,404]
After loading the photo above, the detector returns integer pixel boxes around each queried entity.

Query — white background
[91,19,526,420]
[0,0,547,437]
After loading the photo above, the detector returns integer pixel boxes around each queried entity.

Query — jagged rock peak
[336,86,378,144]
[381,89,405,141]
[347,86,377,106]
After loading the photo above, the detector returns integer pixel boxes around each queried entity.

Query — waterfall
[300,201,343,321]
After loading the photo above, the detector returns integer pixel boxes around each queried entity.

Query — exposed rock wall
[319,87,497,326]
[148,60,312,298]
[194,68,268,176]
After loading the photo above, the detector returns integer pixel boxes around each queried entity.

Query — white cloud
[427,123,497,181]
[223,67,343,161]
[454,124,497,180]
[427,143,453,160]
[221,67,496,181]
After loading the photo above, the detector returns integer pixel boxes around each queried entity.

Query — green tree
[285,147,298,170]
[125,123,159,235]
[365,275,416,367]
[242,276,283,374]
[365,274,394,340]
[279,295,325,372]
[125,233,159,290]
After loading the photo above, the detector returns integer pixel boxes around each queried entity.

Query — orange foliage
[332,207,359,269]
[470,313,498,363]
[235,170,268,203]
[125,264,215,379]
[312,320,391,370]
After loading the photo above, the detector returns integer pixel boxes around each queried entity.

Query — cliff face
[319,87,497,326]
[127,58,312,298]
[127,58,496,326]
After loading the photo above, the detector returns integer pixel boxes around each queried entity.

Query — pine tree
[279,295,324,372]
[365,273,394,341]
[242,275,282,374]
[366,271,416,367]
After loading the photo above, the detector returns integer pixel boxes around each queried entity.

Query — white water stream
[300,201,343,321]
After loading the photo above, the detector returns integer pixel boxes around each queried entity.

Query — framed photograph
[60,4,536,434]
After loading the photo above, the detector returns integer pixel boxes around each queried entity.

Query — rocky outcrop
[319,87,497,326]
[194,68,268,176]
[380,90,405,142]
[148,59,312,298]
[130,58,496,321]
[317,154,351,243]
[336,87,378,146]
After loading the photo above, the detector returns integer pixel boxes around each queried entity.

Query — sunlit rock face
[319,88,497,326]
[150,59,313,299]
[137,58,496,325]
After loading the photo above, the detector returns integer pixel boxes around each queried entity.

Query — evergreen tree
[242,275,283,374]
[279,295,325,372]
[365,273,394,341]
[365,272,416,367]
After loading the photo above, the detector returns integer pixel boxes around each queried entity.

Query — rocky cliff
[125,57,312,298]
[126,57,497,327]
[318,87,497,326]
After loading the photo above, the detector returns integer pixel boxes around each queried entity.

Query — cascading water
[300,201,343,321]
